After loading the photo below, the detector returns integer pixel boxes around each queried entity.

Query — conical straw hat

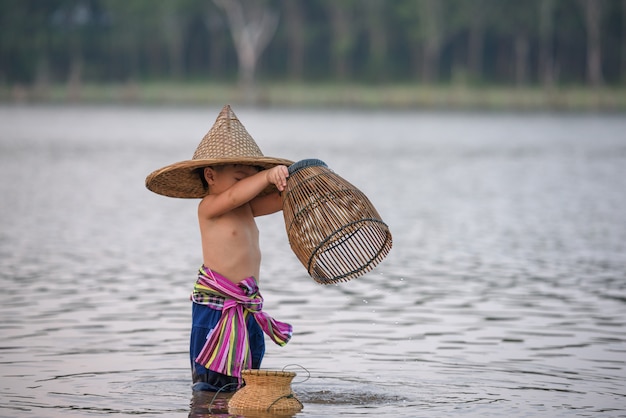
[146,105,293,198]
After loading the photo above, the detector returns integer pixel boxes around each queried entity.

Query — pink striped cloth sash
[191,265,292,381]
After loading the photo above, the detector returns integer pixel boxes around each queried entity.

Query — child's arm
[199,165,288,218]
[250,192,283,216]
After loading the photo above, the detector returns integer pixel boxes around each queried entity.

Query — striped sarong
[191,265,292,382]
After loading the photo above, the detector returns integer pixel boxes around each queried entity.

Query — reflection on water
[189,391,232,417]
[1,105,625,417]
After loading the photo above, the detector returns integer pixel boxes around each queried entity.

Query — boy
[145,105,294,391]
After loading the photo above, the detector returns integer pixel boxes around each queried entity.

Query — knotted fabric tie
[192,266,292,381]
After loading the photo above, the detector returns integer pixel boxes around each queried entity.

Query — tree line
[1,0,624,93]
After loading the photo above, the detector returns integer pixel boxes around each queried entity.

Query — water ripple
[1,106,625,417]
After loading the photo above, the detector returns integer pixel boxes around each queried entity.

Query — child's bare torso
[199,203,261,283]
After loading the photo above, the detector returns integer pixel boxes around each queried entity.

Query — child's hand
[266,165,289,192]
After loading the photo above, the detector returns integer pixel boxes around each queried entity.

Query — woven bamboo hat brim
[145,105,293,198]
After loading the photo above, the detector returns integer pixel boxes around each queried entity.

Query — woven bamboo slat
[228,369,303,415]
[282,159,392,284]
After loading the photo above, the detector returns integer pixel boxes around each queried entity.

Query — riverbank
[2,81,626,112]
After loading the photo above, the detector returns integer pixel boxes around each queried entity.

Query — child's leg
[189,303,221,376]
[189,303,265,391]
[190,303,241,391]
[246,315,266,369]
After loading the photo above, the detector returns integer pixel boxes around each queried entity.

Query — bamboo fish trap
[282,159,392,284]
[228,369,302,415]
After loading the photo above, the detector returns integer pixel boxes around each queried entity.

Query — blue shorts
[190,302,265,391]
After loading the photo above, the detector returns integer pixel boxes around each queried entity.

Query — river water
[1,105,625,417]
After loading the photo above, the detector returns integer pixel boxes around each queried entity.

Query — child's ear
[204,167,216,185]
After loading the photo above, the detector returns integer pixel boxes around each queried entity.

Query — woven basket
[282,159,392,284]
[228,369,302,415]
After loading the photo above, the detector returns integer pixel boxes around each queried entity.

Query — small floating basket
[228,369,302,415]
[282,159,392,284]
